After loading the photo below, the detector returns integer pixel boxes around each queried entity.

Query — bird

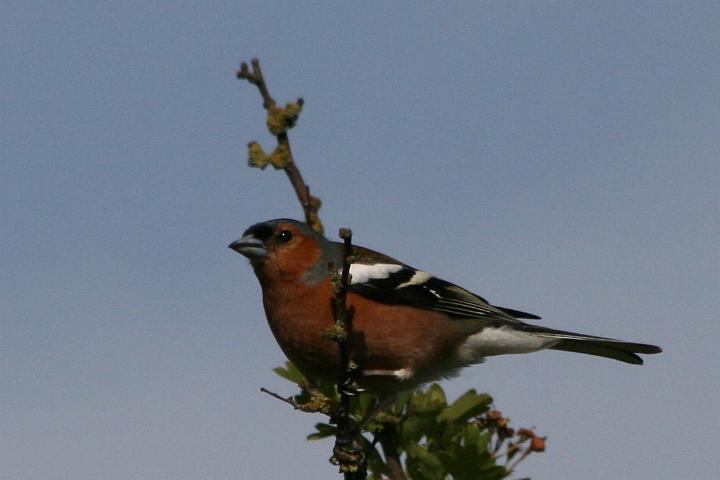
[229,218,661,394]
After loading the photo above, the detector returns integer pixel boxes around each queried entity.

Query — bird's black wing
[346,254,540,322]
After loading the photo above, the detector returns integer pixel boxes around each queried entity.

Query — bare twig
[236,59,274,109]
[260,386,333,416]
[260,387,303,409]
[237,58,323,234]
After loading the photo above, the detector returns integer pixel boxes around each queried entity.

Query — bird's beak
[228,235,267,259]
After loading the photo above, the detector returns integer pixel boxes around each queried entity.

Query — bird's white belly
[457,327,559,364]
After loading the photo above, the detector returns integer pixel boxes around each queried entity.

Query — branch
[330,228,367,478]
[376,425,408,480]
[238,58,416,479]
[259,387,304,410]
[237,58,323,234]
[333,229,354,397]
[238,59,366,477]
[260,386,333,416]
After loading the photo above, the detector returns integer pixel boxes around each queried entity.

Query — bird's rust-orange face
[254,221,324,283]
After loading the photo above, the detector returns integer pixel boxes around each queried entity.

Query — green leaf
[361,435,390,479]
[437,389,492,424]
[406,443,446,480]
[462,423,491,453]
[442,439,504,480]
[428,383,448,406]
[399,415,424,444]
[411,383,448,414]
[390,390,413,414]
[356,393,376,417]
[272,361,306,384]
[315,381,339,400]
[306,422,337,441]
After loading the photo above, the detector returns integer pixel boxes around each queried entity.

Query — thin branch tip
[259,387,302,410]
[237,57,323,233]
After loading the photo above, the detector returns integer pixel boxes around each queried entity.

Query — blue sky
[2,2,718,479]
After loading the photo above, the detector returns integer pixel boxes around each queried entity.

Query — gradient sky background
[2,2,719,479]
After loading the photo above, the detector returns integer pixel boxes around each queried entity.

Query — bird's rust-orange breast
[260,275,469,390]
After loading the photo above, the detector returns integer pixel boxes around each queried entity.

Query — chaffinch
[229,219,661,393]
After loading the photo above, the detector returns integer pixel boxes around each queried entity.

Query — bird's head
[229,219,339,284]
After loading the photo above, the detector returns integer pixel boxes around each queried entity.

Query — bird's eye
[277,230,293,243]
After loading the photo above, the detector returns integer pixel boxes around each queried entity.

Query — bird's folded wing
[346,252,539,322]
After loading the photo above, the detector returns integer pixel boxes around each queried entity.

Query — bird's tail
[520,325,662,365]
